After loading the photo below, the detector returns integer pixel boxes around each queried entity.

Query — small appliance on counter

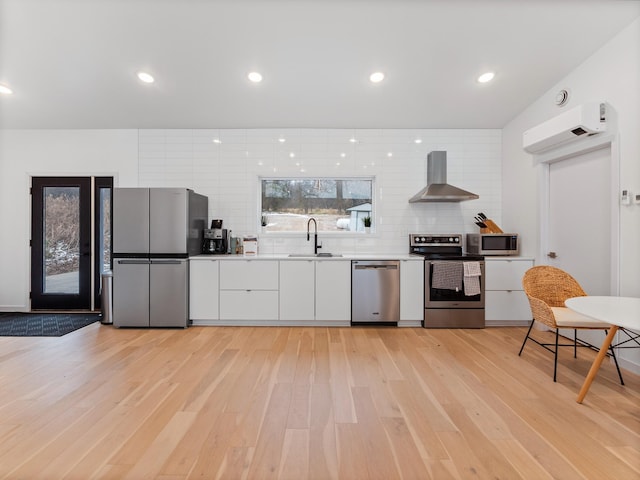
[202,219,228,254]
[468,212,518,256]
[466,233,519,256]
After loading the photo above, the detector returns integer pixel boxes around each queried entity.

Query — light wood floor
[0,324,638,479]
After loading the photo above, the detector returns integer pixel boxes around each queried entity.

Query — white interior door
[547,145,612,345]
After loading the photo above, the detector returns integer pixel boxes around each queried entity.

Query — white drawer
[219,260,279,290]
[219,290,279,320]
[485,259,533,290]
[485,290,532,321]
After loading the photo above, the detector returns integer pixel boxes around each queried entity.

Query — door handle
[117,259,151,265]
[547,252,557,259]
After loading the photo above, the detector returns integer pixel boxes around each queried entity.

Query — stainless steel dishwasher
[351,260,400,325]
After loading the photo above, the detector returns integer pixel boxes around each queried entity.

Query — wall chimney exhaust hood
[409,151,479,203]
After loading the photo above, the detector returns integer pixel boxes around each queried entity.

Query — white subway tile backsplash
[138,128,501,253]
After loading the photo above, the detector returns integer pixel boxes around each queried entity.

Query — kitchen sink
[288,253,343,257]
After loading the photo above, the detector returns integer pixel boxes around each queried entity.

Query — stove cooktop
[416,253,485,261]
[409,233,484,261]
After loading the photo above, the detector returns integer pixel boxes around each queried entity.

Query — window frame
[258,175,376,235]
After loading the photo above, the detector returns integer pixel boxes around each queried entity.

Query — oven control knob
[449,237,454,242]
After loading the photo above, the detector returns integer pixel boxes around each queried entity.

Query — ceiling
[1,0,638,130]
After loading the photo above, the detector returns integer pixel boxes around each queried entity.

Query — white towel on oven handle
[464,261,482,277]
[463,261,481,296]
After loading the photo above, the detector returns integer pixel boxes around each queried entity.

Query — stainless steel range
[409,234,485,328]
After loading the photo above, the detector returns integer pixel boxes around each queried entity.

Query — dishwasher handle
[354,264,398,270]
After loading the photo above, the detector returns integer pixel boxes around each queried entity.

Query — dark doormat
[0,312,101,337]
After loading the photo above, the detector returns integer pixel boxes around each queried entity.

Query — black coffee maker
[202,219,227,254]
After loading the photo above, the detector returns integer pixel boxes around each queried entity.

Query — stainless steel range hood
[409,151,479,203]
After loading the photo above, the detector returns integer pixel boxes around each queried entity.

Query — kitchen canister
[243,235,258,256]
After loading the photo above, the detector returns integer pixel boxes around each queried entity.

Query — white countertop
[483,256,535,261]
[190,253,422,261]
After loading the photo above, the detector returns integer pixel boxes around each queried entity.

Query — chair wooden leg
[519,319,535,356]
[574,329,578,358]
[553,329,559,382]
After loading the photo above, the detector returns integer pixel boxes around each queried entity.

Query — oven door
[425,260,485,308]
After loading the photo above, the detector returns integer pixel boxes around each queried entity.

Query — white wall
[502,18,640,370]
[0,127,501,311]
[0,130,139,310]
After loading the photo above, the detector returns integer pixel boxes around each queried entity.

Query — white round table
[565,296,640,403]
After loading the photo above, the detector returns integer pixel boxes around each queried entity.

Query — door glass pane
[100,187,111,273]
[44,186,80,294]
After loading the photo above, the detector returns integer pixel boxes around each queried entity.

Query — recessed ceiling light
[248,72,263,83]
[414,139,422,144]
[278,137,286,143]
[387,152,393,157]
[349,138,357,143]
[137,72,155,83]
[212,138,222,144]
[289,152,295,158]
[369,72,385,83]
[477,72,495,83]
[340,153,346,158]
[0,84,13,95]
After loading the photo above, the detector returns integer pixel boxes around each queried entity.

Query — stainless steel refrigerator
[112,188,208,327]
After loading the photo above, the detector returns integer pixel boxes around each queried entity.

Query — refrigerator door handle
[151,260,183,265]
[117,259,151,265]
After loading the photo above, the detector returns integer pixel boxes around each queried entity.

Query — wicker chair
[519,265,624,383]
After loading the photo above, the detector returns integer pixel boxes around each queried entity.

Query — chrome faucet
[307,218,321,254]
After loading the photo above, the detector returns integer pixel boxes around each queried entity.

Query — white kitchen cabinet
[219,260,279,321]
[219,290,279,321]
[400,259,424,325]
[279,260,315,321]
[485,258,534,324]
[219,260,279,290]
[189,258,219,321]
[315,260,351,322]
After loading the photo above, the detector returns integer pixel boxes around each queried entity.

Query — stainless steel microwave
[466,233,519,256]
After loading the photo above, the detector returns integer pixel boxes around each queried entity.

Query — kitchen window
[260,177,373,233]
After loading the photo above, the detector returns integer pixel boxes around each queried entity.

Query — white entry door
[547,145,613,345]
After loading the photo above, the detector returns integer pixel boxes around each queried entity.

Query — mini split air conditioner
[522,102,606,153]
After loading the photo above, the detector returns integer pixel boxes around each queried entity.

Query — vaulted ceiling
[1,0,638,129]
